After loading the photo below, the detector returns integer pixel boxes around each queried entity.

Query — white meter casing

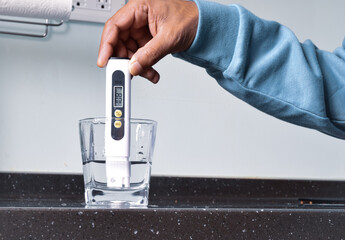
[105,58,131,188]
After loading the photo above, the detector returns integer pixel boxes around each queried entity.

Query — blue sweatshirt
[174,0,345,140]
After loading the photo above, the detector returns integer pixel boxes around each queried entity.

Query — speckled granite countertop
[1,173,345,239]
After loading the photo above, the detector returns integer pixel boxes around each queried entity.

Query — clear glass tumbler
[79,118,157,208]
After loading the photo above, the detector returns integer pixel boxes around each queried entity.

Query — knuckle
[105,18,112,26]
[142,46,159,64]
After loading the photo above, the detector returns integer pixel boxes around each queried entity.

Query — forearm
[174,0,345,139]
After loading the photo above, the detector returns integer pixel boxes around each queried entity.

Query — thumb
[129,32,169,76]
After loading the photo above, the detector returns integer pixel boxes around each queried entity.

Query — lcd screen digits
[114,86,123,107]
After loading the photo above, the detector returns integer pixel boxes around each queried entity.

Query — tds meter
[105,58,131,188]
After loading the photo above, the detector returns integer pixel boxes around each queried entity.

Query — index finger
[97,5,136,67]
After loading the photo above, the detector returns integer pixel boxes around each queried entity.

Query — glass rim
[79,117,157,125]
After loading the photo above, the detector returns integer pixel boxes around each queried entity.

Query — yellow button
[114,110,122,118]
[114,120,122,128]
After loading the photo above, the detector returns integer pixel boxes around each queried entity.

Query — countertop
[1,173,345,239]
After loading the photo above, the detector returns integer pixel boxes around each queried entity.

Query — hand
[97,0,198,83]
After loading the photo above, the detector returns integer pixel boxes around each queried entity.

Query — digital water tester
[105,58,131,188]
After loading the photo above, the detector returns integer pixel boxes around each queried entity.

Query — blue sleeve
[174,0,345,140]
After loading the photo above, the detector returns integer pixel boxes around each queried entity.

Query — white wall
[0,0,344,180]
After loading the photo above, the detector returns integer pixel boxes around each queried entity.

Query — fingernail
[152,72,160,84]
[129,60,143,75]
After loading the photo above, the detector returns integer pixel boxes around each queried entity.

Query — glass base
[84,183,149,208]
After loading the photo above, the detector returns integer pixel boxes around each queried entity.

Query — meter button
[114,121,122,128]
[114,110,122,118]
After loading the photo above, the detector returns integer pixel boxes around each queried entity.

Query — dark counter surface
[1,173,345,239]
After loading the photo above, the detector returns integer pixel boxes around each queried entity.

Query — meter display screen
[114,86,123,107]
